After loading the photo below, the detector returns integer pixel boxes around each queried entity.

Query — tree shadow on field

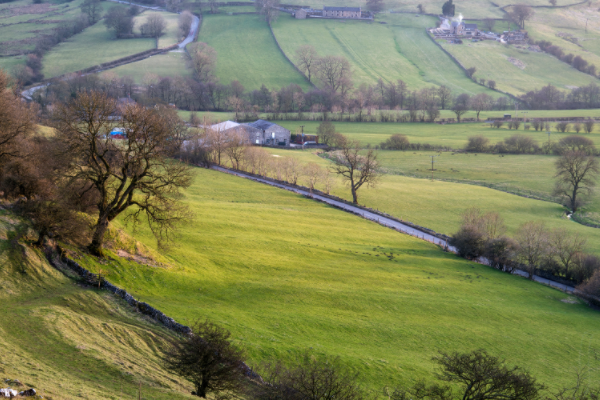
[0,222,31,274]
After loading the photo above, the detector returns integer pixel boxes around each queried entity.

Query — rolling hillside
[272,13,495,95]
[0,210,193,399]
[74,166,600,393]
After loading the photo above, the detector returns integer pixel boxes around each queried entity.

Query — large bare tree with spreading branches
[314,55,353,95]
[330,136,380,204]
[52,91,192,256]
[553,150,599,213]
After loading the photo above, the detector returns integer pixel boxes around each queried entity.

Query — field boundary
[425,32,521,102]
[268,20,316,88]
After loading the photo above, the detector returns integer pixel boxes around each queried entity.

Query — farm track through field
[212,165,576,294]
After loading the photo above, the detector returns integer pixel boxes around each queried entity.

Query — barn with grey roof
[243,120,291,146]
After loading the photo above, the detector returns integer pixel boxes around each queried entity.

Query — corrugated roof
[324,6,361,11]
[464,23,478,30]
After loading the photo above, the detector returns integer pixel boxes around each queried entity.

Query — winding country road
[213,166,576,294]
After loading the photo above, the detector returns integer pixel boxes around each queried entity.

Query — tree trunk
[571,186,578,212]
[89,216,109,257]
[197,378,209,398]
[351,186,358,204]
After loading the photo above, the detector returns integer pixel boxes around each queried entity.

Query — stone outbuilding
[323,6,361,18]
[243,120,291,146]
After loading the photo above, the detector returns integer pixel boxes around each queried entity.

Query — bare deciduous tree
[164,320,246,398]
[515,221,549,279]
[52,91,192,256]
[452,93,470,122]
[584,119,595,134]
[553,151,599,212]
[295,45,319,83]
[510,4,534,29]
[470,93,494,121]
[0,70,35,170]
[250,352,364,400]
[550,229,587,279]
[178,10,194,37]
[483,18,496,32]
[303,162,323,193]
[189,42,217,82]
[314,55,353,95]
[224,130,248,170]
[330,136,380,204]
[255,0,279,22]
[141,13,167,38]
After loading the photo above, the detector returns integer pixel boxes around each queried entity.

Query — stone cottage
[243,120,291,146]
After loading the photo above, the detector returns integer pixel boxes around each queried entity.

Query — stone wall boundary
[267,20,316,88]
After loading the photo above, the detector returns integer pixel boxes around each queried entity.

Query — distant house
[243,120,291,146]
[464,23,478,35]
[323,6,361,18]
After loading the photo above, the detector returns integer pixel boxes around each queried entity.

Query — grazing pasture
[76,166,600,393]
[103,50,192,83]
[197,14,311,90]
[439,39,598,96]
[42,20,155,78]
[272,14,494,94]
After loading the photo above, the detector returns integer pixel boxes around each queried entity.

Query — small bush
[449,225,486,260]
[465,135,490,153]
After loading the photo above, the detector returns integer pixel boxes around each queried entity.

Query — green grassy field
[71,166,600,394]
[134,10,181,48]
[274,120,600,148]
[272,13,494,95]
[0,211,194,399]
[197,14,311,90]
[102,50,192,83]
[259,147,600,248]
[42,19,156,78]
[376,150,600,220]
[527,4,600,71]
[439,38,598,96]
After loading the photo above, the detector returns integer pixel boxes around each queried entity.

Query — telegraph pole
[299,125,305,148]
[427,155,439,181]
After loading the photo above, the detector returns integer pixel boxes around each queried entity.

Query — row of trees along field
[180,120,379,204]
[463,131,598,155]
[29,69,600,124]
[164,317,595,399]
[450,206,600,289]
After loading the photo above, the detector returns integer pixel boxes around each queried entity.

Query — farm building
[243,120,291,146]
[323,6,361,18]
[431,18,481,38]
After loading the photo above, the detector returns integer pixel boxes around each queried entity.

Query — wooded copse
[450,208,600,287]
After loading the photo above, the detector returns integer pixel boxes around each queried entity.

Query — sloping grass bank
[77,167,600,393]
[0,211,193,399]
